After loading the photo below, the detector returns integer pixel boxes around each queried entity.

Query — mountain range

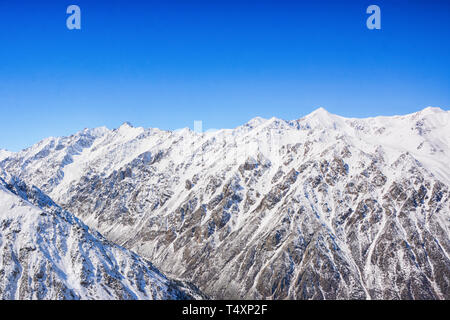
[0,107,449,299]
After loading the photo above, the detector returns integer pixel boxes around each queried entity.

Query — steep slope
[1,107,449,299]
[0,149,13,162]
[0,172,204,300]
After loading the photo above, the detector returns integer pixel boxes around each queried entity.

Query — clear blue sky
[0,0,449,151]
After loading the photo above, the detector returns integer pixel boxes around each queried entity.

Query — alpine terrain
[0,107,449,299]
[0,171,204,299]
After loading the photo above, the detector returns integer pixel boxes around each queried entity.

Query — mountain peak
[245,116,267,128]
[309,107,330,115]
[304,107,336,120]
[299,107,341,129]
[120,121,134,128]
[419,106,445,115]
[117,121,140,134]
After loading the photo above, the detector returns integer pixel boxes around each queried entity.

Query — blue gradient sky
[0,0,449,151]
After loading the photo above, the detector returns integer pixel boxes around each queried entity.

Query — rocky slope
[0,171,204,300]
[1,107,449,299]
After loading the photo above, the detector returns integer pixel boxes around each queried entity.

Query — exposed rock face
[0,173,204,300]
[1,107,449,299]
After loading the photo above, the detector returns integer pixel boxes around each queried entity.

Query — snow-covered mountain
[0,149,13,162]
[1,107,449,299]
[0,171,204,299]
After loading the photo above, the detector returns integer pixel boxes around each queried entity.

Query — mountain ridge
[0,171,205,299]
[7,107,450,153]
[1,106,449,299]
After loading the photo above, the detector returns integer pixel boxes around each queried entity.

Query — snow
[2,106,449,213]
[0,149,13,161]
[0,176,203,300]
[0,106,448,299]
[2,107,449,228]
